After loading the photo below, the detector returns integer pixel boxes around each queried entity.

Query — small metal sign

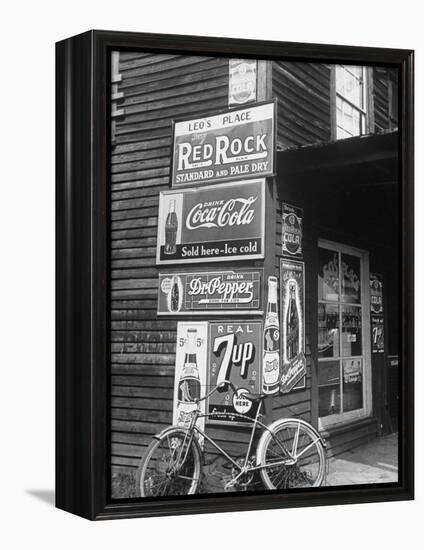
[228,59,257,106]
[370,273,384,353]
[171,101,275,187]
[173,322,208,434]
[156,179,265,265]
[282,203,303,258]
[158,270,262,315]
[207,321,263,425]
[280,259,306,393]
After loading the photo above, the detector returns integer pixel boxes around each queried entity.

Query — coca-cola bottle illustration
[262,276,280,395]
[286,281,300,362]
[164,199,178,255]
[177,328,201,426]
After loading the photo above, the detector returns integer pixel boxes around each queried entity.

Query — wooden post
[257,60,275,423]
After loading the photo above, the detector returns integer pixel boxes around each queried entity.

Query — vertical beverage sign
[370,273,384,353]
[282,203,303,258]
[171,101,275,187]
[262,276,281,395]
[228,59,257,106]
[280,259,306,393]
[157,270,262,315]
[156,180,265,264]
[207,322,262,425]
[173,322,208,433]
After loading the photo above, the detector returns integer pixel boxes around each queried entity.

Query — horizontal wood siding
[374,68,398,132]
[111,53,229,477]
[272,61,331,149]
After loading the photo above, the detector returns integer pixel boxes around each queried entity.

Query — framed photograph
[56,30,414,520]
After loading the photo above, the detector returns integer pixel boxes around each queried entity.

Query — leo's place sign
[171,101,275,186]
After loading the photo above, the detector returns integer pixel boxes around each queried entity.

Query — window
[317,240,372,428]
[335,65,367,139]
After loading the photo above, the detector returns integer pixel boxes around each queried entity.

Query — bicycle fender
[153,425,192,440]
[256,417,326,466]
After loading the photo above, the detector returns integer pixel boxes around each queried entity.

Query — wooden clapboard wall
[111,52,230,475]
[272,61,332,148]
[374,68,398,132]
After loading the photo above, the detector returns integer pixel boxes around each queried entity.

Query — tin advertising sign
[156,179,265,265]
[280,259,306,393]
[207,321,262,425]
[370,273,384,353]
[158,269,262,315]
[171,101,275,187]
[282,203,303,258]
[228,59,257,106]
[173,322,208,434]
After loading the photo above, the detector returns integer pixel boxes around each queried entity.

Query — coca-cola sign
[280,259,306,393]
[207,322,263,425]
[171,101,275,187]
[156,179,265,265]
[157,270,262,316]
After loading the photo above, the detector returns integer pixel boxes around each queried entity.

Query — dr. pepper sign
[156,179,265,265]
[171,101,275,187]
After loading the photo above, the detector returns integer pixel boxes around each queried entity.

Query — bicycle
[136,380,326,497]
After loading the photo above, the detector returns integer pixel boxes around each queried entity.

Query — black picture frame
[56,30,414,520]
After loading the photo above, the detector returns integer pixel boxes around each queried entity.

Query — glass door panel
[341,305,362,357]
[318,242,368,425]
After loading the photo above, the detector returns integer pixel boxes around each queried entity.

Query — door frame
[317,238,372,430]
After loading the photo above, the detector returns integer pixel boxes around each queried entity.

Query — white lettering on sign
[186,196,257,230]
[177,135,268,171]
[213,333,254,382]
[188,276,254,302]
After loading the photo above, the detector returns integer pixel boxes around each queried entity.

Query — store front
[109,52,400,482]
[276,129,399,455]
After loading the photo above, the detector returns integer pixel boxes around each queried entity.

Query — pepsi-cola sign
[171,101,275,187]
[156,179,265,265]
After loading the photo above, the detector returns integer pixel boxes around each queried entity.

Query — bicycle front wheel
[136,428,202,497]
[258,419,326,489]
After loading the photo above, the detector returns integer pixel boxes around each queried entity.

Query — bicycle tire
[257,418,326,489]
[136,428,202,497]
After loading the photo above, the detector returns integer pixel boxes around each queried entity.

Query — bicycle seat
[243,391,266,403]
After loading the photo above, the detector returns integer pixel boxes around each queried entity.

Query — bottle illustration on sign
[164,199,178,255]
[286,281,300,362]
[177,328,201,426]
[262,276,280,395]
[167,275,183,313]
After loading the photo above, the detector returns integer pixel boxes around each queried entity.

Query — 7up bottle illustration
[262,276,280,395]
[176,328,201,426]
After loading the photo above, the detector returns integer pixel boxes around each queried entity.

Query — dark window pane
[341,305,362,357]
[342,359,363,412]
[341,253,361,303]
[318,303,340,358]
[318,248,339,301]
[318,361,341,417]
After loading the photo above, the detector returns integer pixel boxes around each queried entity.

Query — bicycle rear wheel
[258,419,326,489]
[136,428,202,497]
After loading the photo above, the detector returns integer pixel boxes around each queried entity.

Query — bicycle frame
[184,400,296,481]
